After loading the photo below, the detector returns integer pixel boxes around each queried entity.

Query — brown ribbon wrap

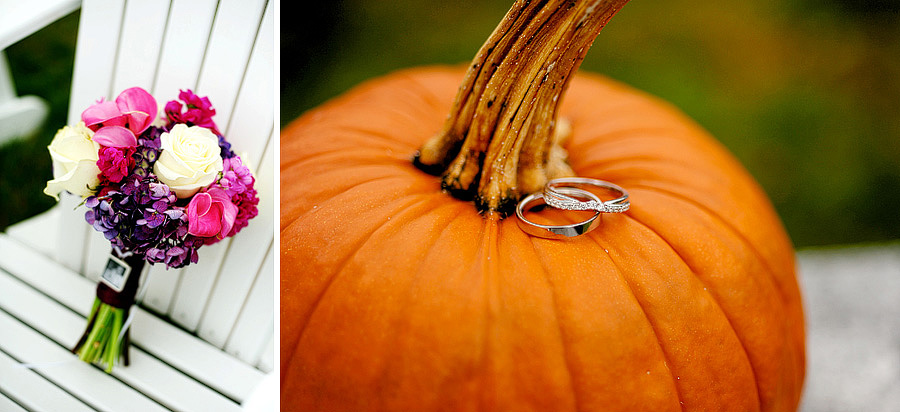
[96,252,145,309]
[71,251,146,365]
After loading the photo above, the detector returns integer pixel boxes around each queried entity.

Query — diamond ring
[542,177,629,213]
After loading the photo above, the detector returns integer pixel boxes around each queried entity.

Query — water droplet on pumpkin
[646,370,650,375]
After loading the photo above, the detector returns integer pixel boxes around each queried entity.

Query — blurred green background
[282,0,900,248]
[2,1,899,249]
[0,11,78,233]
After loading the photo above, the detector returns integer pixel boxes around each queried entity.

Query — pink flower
[227,186,259,238]
[82,87,157,147]
[218,156,255,197]
[96,146,136,183]
[186,187,238,240]
[165,89,221,135]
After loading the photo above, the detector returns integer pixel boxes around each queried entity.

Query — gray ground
[797,244,900,412]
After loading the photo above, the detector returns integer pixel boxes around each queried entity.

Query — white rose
[44,121,101,200]
[154,124,223,198]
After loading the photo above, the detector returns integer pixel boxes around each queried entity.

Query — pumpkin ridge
[391,68,466,115]
[285,149,421,179]
[334,124,422,150]
[368,202,471,410]
[526,237,583,411]
[565,133,690,165]
[618,188,805,411]
[285,192,449,377]
[281,136,419,169]
[623,184,805,410]
[627,183,793,308]
[592,240,686,411]
[573,157,712,182]
[542,211,688,409]
[571,146,728,171]
[619,215,764,411]
[480,217,501,410]
[569,141,738,178]
[284,173,432,232]
[282,151,417,175]
[571,212,762,409]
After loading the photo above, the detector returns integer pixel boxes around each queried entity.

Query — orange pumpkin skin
[281,66,805,412]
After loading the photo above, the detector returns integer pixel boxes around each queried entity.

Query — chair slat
[169,238,231,330]
[221,0,274,165]
[60,0,125,276]
[3,205,58,257]
[198,135,274,347]
[111,0,170,93]
[0,350,95,412]
[196,0,267,127]
[83,229,110,282]
[0,393,29,412]
[225,248,275,365]
[66,0,123,123]
[139,264,182,315]
[258,331,274,373]
[152,0,218,95]
[0,0,81,50]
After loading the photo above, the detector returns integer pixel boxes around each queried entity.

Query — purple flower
[218,156,254,197]
[217,134,235,159]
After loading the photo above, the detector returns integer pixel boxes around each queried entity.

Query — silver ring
[516,187,602,239]
[543,177,630,213]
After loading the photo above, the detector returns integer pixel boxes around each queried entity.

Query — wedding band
[516,187,602,239]
[543,177,630,213]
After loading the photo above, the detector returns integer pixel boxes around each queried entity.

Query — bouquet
[43,87,259,372]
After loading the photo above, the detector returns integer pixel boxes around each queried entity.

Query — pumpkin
[281,1,805,411]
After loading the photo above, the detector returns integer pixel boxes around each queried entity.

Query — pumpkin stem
[414,0,631,215]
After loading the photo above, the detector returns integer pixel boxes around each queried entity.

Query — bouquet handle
[71,250,145,372]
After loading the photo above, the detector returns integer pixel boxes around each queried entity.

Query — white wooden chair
[0,0,275,411]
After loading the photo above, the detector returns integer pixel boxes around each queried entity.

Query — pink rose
[186,187,238,240]
[96,146,136,183]
[82,87,157,147]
